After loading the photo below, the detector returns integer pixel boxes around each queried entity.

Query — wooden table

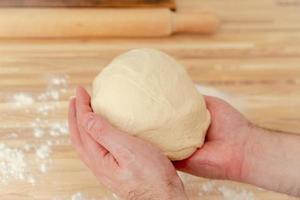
[0,0,299,199]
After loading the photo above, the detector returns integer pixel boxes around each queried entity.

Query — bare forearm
[241,125,300,196]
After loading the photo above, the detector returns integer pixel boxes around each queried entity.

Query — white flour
[71,192,86,200]
[10,93,34,107]
[27,176,36,185]
[36,144,51,159]
[202,181,216,193]
[218,186,255,200]
[33,127,45,138]
[1,75,69,187]
[49,121,69,137]
[0,143,27,184]
[39,163,48,173]
[179,172,256,200]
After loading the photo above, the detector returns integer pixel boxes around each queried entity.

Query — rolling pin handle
[171,12,220,34]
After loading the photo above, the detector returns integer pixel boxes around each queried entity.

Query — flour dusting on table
[0,143,27,184]
[1,75,69,186]
[218,185,255,200]
[10,93,34,107]
[36,144,51,159]
[179,170,258,200]
[71,192,86,200]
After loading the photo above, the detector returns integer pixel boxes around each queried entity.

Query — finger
[204,95,220,109]
[69,98,84,155]
[76,86,92,119]
[68,98,94,169]
[76,86,135,165]
[75,86,92,134]
[82,112,134,164]
[75,86,110,158]
[173,142,227,179]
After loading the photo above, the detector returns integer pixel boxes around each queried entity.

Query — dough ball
[92,48,210,160]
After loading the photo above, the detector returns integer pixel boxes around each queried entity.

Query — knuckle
[83,113,102,132]
[82,112,95,125]
[95,118,107,133]
[116,147,135,164]
[85,115,108,138]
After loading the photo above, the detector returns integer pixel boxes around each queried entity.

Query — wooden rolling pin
[0,0,176,9]
[0,8,219,38]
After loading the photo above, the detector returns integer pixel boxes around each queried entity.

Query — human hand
[174,96,252,181]
[175,96,300,197]
[68,87,188,200]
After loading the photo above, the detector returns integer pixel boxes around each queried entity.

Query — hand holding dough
[92,48,210,160]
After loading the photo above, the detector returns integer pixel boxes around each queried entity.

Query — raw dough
[92,48,210,160]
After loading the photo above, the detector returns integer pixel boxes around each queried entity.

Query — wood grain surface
[0,0,300,199]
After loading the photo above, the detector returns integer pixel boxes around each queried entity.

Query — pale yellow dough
[92,48,210,160]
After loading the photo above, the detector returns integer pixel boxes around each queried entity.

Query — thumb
[82,112,133,161]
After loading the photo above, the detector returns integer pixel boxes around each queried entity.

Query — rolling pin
[0,8,219,38]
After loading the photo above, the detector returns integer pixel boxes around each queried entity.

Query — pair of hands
[68,87,252,200]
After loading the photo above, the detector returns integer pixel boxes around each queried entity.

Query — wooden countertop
[0,0,299,199]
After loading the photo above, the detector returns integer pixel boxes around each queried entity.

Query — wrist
[239,124,279,186]
[224,122,259,182]
[163,176,188,200]
[237,124,268,183]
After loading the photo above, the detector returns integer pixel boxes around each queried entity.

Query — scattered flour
[36,144,51,159]
[179,173,256,200]
[49,121,69,137]
[53,139,71,146]
[31,75,69,117]
[27,176,36,185]
[177,171,191,182]
[37,104,56,115]
[218,186,255,200]
[23,143,34,152]
[48,76,68,87]
[1,75,70,191]
[39,163,48,173]
[37,90,60,101]
[34,127,45,138]
[4,132,18,139]
[0,143,27,183]
[202,181,216,193]
[37,75,68,102]
[10,93,34,107]
[47,140,54,146]
[71,192,85,200]
[31,118,43,128]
